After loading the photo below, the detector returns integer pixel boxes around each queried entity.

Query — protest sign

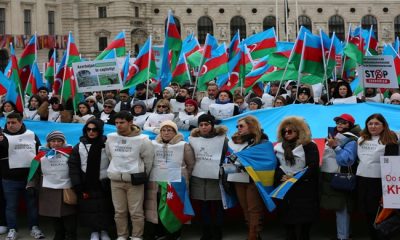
[380,156,400,209]
[72,59,122,92]
[360,56,398,89]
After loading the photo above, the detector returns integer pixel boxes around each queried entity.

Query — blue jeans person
[2,179,39,230]
[336,204,351,239]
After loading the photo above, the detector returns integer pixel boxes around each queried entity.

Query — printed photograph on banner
[72,59,123,93]
[380,156,400,209]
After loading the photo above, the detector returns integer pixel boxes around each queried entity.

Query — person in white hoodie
[105,111,154,240]
[356,113,398,240]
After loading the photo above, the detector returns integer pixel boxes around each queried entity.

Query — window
[197,16,213,44]
[298,15,312,32]
[361,15,378,38]
[48,11,55,35]
[395,15,400,39]
[135,7,139,18]
[99,37,108,51]
[0,8,5,35]
[329,15,345,41]
[230,16,246,40]
[98,7,107,18]
[263,16,276,31]
[164,16,181,35]
[24,9,31,35]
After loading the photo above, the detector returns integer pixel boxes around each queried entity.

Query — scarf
[282,139,298,166]
[84,137,105,190]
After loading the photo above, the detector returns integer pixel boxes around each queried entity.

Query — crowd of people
[0,79,399,240]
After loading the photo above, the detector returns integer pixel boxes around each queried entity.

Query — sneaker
[100,231,110,240]
[0,226,7,234]
[30,226,45,239]
[91,232,100,240]
[129,237,142,240]
[116,237,127,240]
[6,229,17,240]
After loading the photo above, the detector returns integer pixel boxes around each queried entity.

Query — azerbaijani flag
[172,53,191,85]
[382,44,400,83]
[25,62,44,96]
[182,33,200,57]
[66,32,81,67]
[228,30,240,59]
[244,55,274,88]
[6,43,24,113]
[45,49,56,90]
[18,34,37,91]
[288,26,312,70]
[120,52,131,84]
[158,176,194,233]
[95,31,126,60]
[197,43,229,91]
[124,37,157,89]
[0,70,9,95]
[243,28,277,60]
[320,30,336,76]
[344,33,364,65]
[27,147,73,182]
[300,33,324,77]
[268,41,295,69]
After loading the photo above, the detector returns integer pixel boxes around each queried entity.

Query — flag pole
[341,23,352,78]
[11,43,26,116]
[60,31,72,105]
[294,32,308,104]
[145,35,152,105]
[192,34,208,99]
[284,0,289,41]
[295,0,299,33]
[275,0,279,41]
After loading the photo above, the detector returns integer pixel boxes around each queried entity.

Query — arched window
[230,16,246,40]
[298,15,312,32]
[361,15,378,38]
[329,15,345,41]
[263,16,276,31]
[164,16,181,35]
[197,16,213,44]
[394,15,400,39]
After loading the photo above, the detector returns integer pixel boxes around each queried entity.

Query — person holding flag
[227,116,276,240]
[27,131,77,240]
[320,114,361,240]
[144,120,195,240]
[274,116,319,240]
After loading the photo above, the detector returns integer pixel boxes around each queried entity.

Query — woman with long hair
[68,119,113,240]
[24,95,43,120]
[274,117,319,240]
[73,102,95,124]
[228,116,272,240]
[357,113,398,240]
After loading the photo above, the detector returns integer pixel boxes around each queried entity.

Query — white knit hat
[159,120,178,133]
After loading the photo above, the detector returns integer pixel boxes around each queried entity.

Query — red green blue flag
[300,33,324,77]
[6,43,24,113]
[288,26,312,70]
[382,44,400,84]
[198,44,229,91]
[182,33,200,57]
[243,28,277,60]
[45,49,56,90]
[25,62,44,96]
[172,53,191,85]
[96,31,126,60]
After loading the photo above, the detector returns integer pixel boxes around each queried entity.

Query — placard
[380,156,400,209]
[360,56,398,89]
[72,59,123,93]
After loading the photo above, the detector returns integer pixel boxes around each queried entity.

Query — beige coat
[144,133,195,224]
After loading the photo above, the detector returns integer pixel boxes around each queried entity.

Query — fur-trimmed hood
[277,116,311,145]
[155,132,184,144]
[190,125,227,138]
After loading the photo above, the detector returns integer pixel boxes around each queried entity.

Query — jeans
[2,179,39,230]
[336,205,350,239]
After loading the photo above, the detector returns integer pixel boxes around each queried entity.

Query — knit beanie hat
[390,93,400,102]
[159,120,178,133]
[164,87,175,96]
[198,114,215,127]
[46,131,66,143]
[249,97,263,109]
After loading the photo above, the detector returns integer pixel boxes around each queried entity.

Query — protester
[389,92,400,105]
[189,114,228,240]
[130,101,151,129]
[170,87,190,113]
[273,96,287,107]
[356,113,398,240]
[144,120,195,240]
[320,114,361,240]
[162,87,175,101]
[24,95,43,120]
[99,99,117,125]
[274,116,319,240]
[294,86,315,104]
[234,95,248,114]
[360,88,384,103]
[208,90,239,120]
[143,99,175,134]
[329,81,361,105]
[133,83,157,112]
[0,101,18,118]
[73,102,95,124]
[114,89,132,112]
[199,83,218,112]
[261,81,283,108]
[228,116,271,240]
[105,111,154,240]
[69,119,113,240]
[27,131,77,240]
[37,87,50,102]
[85,95,102,115]
[0,112,44,240]
[47,97,64,122]
[248,98,263,111]
[175,99,204,130]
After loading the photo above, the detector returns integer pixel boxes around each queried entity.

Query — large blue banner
[1,103,399,145]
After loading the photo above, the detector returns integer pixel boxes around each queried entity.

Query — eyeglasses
[336,120,349,125]
[368,122,383,127]
[236,124,245,129]
[86,100,95,103]
[104,105,113,109]
[282,129,296,135]
[157,105,168,108]
[86,127,98,132]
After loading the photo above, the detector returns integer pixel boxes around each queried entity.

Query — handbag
[374,206,400,236]
[130,172,147,185]
[63,188,77,205]
[330,166,356,192]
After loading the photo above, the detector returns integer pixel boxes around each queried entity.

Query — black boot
[212,225,222,240]
[200,225,213,240]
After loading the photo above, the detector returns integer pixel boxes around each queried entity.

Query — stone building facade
[1,0,400,64]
